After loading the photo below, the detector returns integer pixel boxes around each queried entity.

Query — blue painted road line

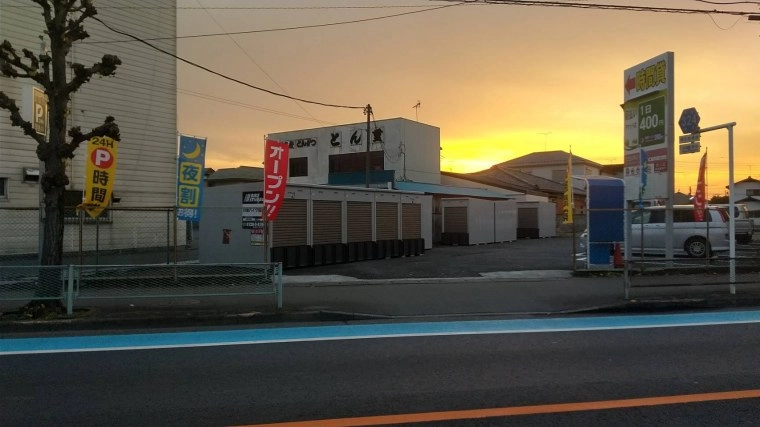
[3,310,760,355]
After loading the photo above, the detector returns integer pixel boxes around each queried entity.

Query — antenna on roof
[412,101,421,121]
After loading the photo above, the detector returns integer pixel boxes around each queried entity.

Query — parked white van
[630,205,730,257]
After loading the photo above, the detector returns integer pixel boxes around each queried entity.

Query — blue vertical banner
[177,135,207,222]
[639,148,648,208]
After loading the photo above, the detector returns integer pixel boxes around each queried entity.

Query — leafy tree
[709,194,729,204]
[0,1,121,314]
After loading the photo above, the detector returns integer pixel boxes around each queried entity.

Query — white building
[0,1,178,256]
[734,176,760,220]
[267,118,441,187]
[265,119,557,246]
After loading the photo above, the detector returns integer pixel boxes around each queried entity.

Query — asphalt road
[3,318,760,425]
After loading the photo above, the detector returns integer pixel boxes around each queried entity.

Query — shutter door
[313,200,342,245]
[444,206,467,233]
[272,199,307,247]
[376,202,398,240]
[402,203,421,239]
[518,208,538,228]
[347,201,372,242]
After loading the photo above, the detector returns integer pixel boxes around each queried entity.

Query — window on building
[289,157,308,177]
[329,151,384,174]
[551,169,566,182]
[747,189,760,196]
[0,177,7,199]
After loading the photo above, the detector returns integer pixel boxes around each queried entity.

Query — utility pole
[365,104,372,188]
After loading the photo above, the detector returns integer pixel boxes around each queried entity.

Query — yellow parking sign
[83,136,118,218]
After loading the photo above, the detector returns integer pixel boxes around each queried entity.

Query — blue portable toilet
[585,177,625,268]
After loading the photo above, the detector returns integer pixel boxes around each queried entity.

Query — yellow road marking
[240,389,760,427]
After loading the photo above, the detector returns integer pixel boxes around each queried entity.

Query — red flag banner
[264,139,290,221]
[693,152,707,222]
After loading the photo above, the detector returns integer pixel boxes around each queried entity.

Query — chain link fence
[0,207,282,313]
[0,206,196,265]
[0,263,282,315]
[571,205,760,297]
[0,265,67,301]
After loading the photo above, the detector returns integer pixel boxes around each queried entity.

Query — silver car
[711,203,754,244]
[630,205,729,257]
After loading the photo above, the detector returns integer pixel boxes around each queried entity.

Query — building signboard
[242,191,265,245]
[32,87,48,136]
[622,52,674,202]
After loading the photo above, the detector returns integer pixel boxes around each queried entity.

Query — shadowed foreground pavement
[3,237,760,333]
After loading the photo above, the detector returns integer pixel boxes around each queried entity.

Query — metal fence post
[79,209,84,265]
[624,208,631,299]
[166,209,171,265]
[276,262,283,310]
[173,207,178,265]
[66,265,74,315]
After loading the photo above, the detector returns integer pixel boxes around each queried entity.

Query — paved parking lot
[290,237,760,280]
[285,237,578,279]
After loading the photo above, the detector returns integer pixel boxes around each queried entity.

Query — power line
[177,89,336,125]
[85,2,467,44]
[91,16,366,110]
[1,5,451,10]
[193,0,321,123]
[90,71,338,124]
[688,0,760,5]
[457,0,758,16]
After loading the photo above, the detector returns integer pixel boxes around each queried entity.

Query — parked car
[710,203,754,244]
[629,205,729,257]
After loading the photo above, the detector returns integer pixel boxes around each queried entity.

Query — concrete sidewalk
[4,268,760,334]
[4,238,760,332]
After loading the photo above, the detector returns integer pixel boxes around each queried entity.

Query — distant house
[600,163,624,179]
[206,166,264,187]
[440,170,549,201]
[442,166,586,223]
[494,150,604,182]
[732,176,760,218]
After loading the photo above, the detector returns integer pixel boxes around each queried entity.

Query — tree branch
[65,54,121,95]
[31,0,52,24]
[0,41,37,77]
[67,0,97,42]
[63,115,120,157]
[0,40,49,86]
[0,91,46,146]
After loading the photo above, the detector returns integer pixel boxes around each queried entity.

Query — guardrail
[0,263,283,315]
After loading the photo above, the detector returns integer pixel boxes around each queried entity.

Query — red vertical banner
[693,152,707,222]
[264,139,290,221]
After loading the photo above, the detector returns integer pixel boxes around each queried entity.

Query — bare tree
[0,0,121,314]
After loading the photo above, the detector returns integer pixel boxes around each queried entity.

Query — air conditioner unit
[22,167,39,182]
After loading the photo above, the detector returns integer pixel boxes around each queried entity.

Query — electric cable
[92,16,366,110]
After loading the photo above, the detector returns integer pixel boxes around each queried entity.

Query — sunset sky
[175,0,760,197]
